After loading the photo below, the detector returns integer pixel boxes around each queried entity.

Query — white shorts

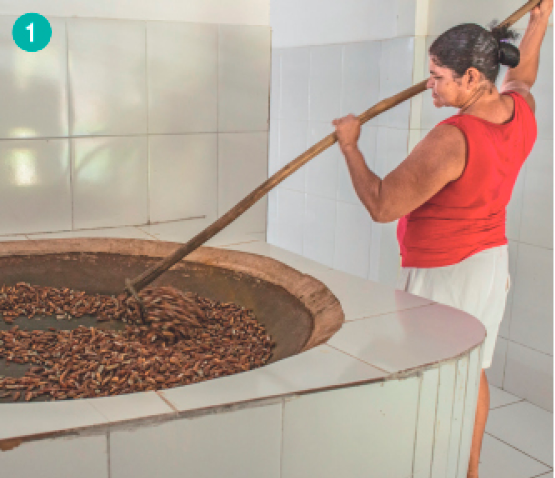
[396,245,510,369]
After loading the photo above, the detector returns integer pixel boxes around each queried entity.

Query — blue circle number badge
[13,13,52,52]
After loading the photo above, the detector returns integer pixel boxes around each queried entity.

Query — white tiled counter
[0,223,485,478]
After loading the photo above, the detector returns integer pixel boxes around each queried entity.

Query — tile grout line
[501,335,554,358]
[326,344,390,374]
[489,398,525,411]
[454,354,472,476]
[155,391,178,412]
[134,226,160,241]
[299,49,312,259]
[279,400,285,478]
[429,363,442,476]
[484,432,553,469]
[330,45,345,271]
[444,359,458,474]
[107,430,111,478]
[343,301,435,323]
[410,372,423,477]
[144,21,151,225]
[216,25,221,222]
[0,130,274,141]
[65,19,75,231]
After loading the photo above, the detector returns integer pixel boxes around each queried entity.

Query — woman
[332,1,552,477]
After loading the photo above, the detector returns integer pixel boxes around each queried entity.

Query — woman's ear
[464,67,483,90]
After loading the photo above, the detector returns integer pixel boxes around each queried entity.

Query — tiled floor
[481,386,553,478]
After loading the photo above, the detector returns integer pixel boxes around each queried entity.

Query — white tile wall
[270,50,281,120]
[280,48,310,121]
[282,377,419,478]
[147,22,218,134]
[503,341,553,412]
[333,202,373,278]
[148,134,218,222]
[272,188,305,254]
[533,26,553,141]
[2,0,271,25]
[510,243,553,355]
[427,0,533,35]
[68,18,147,136]
[218,25,271,132]
[272,34,418,309]
[72,136,148,229]
[271,0,398,48]
[375,126,409,177]
[377,221,401,288]
[303,194,336,267]
[0,16,271,237]
[278,120,308,191]
[110,404,282,478]
[378,37,415,129]
[268,120,280,176]
[341,42,381,118]
[0,16,68,139]
[218,132,268,234]
[0,139,71,235]
[305,122,339,199]
[0,434,109,478]
[308,45,342,122]
[266,188,278,243]
[396,0,418,37]
[519,140,553,248]
[30,226,153,240]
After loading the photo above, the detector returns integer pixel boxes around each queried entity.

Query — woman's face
[426,56,465,108]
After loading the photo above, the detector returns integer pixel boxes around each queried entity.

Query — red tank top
[397,91,537,268]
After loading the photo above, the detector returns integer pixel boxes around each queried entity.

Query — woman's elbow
[365,205,387,223]
[367,205,398,224]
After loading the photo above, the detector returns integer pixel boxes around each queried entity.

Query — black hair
[429,21,521,83]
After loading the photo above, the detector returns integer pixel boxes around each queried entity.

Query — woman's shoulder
[501,87,536,115]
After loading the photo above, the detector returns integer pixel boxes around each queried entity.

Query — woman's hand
[332,114,361,153]
[531,0,553,20]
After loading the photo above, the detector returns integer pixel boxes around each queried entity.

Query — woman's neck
[458,84,500,115]
[457,85,515,125]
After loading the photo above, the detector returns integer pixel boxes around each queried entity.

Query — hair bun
[498,41,520,68]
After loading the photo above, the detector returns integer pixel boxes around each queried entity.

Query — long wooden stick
[126,0,540,294]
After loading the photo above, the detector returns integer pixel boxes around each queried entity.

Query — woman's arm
[333,115,466,223]
[501,0,552,110]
